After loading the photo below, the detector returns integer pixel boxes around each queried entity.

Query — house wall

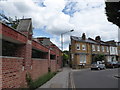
[110,46,118,55]
[71,40,92,68]
[70,35,119,69]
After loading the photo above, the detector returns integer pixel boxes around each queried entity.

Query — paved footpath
[37,67,71,89]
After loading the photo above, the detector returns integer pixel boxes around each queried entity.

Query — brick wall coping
[0,22,27,37]
[32,58,48,60]
[32,40,49,49]
[0,56,24,59]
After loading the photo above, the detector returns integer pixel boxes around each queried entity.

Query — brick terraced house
[70,33,119,69]
[0,18,62,88]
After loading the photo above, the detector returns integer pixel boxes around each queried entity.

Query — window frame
[92,45,95,51]
[76,43,80,50]
[102,46,104,52]
[106,46,109,52]
[97,45,100,51]
[80,55,86,63]
[82,44,86,50]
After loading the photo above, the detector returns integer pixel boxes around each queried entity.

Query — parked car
[91,61,105,70]
[105,61,118,68]
[116,62,120,68]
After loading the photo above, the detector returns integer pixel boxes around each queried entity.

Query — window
[80,55,86,63]
[92,45,95,51]
[71,54,74,59]
[82,44,86,50]
[102,46,104,52]
[106,47,109,52]
[97,46,100,51]
[76,43,80,50]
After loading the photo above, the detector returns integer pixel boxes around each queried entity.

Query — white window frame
[102,46,104,52]
[82,44,86,50]
[97,46,100,51]
[92,45,95,51]
[71,54,74,59]
[106,47,109,52]
[76,43,80,50]
[80,55,86,63]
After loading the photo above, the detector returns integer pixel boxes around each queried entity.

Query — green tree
[63,52,69,67]
[93,54,105,62]
[105,1,120,28]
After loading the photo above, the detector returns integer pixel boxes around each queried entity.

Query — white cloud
[0,0,118,50]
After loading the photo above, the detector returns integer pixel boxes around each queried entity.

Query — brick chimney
[95,36,101,42]
[82,33,86,40]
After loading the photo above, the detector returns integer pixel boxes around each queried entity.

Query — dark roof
[71,36,115,46]
[16,18,33,34]
[71,36,97,44]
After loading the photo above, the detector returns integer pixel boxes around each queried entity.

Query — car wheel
[113,66,115,68]
[98,68,100,70]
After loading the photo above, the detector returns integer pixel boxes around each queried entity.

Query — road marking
[70,72,76,90]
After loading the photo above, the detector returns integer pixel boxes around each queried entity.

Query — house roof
[16,18,33,34]
[71,36,117,46]
[71,36,97,44]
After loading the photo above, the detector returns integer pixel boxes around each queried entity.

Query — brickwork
[70,34,119,69]
[50,60,57,72]
[2,57,24,88]
[0,58,2,89]
[31,59,48,80]
[1,23,27,43]
[1,20,62,88]
[24,40,32,70]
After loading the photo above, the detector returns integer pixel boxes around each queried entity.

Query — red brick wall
[2,57,24,88]
[50,60,57,72]
[0,56,1,82]
[24,40,32,70]
[1,22,62,88]
[31,59,48,80]
[1,23,27,43]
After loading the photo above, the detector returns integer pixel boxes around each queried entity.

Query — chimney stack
[95,36,101,42]
[82,33,86,40]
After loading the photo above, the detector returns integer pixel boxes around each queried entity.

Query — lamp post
[61,30,74,51]
[61,29,74,67]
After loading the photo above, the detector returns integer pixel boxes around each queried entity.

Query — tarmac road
[72,68,119,88]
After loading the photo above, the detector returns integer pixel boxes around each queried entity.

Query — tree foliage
[62,50,69,66]
[94,54,105,62]
[105,1,120,28]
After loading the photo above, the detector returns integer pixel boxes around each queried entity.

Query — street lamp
[61,29,74,51]
[60,29,74,67]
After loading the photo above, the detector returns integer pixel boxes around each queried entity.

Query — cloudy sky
[0,0,119,50]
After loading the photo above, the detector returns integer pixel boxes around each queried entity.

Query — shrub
[94,54,105,62]
[26,72,57,90]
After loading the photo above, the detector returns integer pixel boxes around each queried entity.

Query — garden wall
[1,57,24,88]
[31,59,48,80]
[50,60,57,72]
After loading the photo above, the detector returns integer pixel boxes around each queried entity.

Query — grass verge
[26,72,57,90]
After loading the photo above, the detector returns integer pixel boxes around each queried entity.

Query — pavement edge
[68,71,76,90]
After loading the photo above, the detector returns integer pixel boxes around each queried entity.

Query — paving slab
[37,67,71,89]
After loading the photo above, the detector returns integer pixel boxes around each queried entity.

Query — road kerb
[69,72,76,90]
